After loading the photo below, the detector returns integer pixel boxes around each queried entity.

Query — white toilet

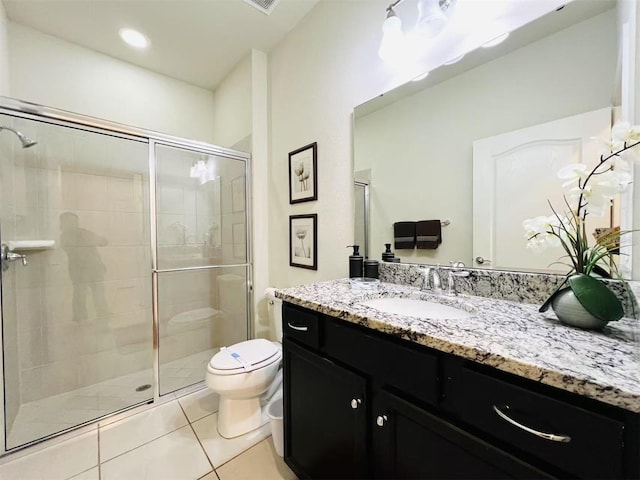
[205,288,283,438]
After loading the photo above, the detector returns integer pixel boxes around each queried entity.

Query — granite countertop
[276,279,640,413]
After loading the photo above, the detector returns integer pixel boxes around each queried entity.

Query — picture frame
[232,222,246,259]
[231,176,245,213]
[288,142,317,204]
[289,214,317,270]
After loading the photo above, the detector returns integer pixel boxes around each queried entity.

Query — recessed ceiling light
[118,28,150,49]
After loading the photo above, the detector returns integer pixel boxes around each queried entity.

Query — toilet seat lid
[210,339,279,371]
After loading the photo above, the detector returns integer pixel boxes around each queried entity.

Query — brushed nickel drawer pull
[493,405,571,443]
[287,322,309,332]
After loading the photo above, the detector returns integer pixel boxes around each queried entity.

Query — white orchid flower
[525,121,640,277]
[610,169,633,192]
[567,170,621,216]
[612,121,640,143]
[608,154,631,173]
[557,163,589,189]
[523,215,564,251]
[611,122,640,158]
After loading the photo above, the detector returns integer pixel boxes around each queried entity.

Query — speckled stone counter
[378,262,640,316]
[276,279,640,413]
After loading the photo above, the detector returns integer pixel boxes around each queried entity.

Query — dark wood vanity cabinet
[284,340,367,479]
[371,389,551,479]
[282,302,639,479]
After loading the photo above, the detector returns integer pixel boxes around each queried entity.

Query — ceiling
[3,0,319,90]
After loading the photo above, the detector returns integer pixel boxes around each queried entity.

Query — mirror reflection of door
[472,107,612,274]
[353,1,621,272]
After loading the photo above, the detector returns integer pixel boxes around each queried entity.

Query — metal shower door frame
[0,96,253,453]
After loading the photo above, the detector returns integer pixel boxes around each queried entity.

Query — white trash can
[267,397,284,457]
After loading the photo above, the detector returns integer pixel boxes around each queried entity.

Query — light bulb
[415,0,447,38]
[378,11,404,62]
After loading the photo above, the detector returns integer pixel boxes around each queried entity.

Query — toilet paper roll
[264,287,278,300]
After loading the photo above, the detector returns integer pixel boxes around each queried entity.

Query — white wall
[270,0,640,284]
[355,10,616,267]
[210,47,271,338]
[8,22,215,142]
[0,1,8,96]
[269,1,391,287]
[212,54,252,149]
[250,49,272,339]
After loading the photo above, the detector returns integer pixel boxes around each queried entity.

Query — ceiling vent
[242,0,281,15]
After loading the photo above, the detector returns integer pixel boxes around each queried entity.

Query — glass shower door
[0,114,153,449]
[354,181,369,258]
[155,143,249,396]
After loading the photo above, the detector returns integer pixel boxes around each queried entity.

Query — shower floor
[6,348,216,449]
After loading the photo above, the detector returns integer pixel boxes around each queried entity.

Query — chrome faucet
[448,261,470,296]
[423,266,443,294]
[1,244,28,271]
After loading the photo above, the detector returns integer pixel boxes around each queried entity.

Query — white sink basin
[359,297,473,320]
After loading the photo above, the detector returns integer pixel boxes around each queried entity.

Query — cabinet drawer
[325,318,439,406]
[373,389,553,479]
[282,303,320,350]
[459,367,624,479]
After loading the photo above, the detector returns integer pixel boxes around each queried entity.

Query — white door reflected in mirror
[472,107,615,275]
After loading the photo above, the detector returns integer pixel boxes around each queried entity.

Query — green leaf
[568,274,624,321]
[539,278,569,313]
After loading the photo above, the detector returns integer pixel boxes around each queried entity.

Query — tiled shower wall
[155,145,248,395]
[0,116,249,437]
[0,120,154,433]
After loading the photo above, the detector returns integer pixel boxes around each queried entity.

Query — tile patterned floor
[0,388,295,480]
[7,349,216,448]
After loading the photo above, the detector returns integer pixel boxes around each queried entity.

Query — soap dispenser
[347,245,363,278]
[382,243,395,262]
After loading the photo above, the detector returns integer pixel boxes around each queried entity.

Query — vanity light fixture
[481,32,509,48]
[416,0,448,38]
[378,7,404,62]
[412,71,430,82]
[118,27,151,50]
[190,157,218,185]
[443,53,465,65]
[379,0,456,61]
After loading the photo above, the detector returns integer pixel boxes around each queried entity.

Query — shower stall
[0,98,252,452]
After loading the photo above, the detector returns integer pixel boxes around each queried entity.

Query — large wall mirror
[354,0,637,278]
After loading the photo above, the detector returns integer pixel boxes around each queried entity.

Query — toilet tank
[265,287,283,342]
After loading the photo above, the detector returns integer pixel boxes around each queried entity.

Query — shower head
[0,125,38,148]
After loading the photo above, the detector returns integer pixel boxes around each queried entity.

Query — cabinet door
[372,390,552,479]
[284,339,368,479]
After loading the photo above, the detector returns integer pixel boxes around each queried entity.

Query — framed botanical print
[288,142,317,204]
[289,214,317,270]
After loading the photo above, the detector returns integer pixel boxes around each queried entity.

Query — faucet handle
[421,267,431,290]
[450,260,465,270]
